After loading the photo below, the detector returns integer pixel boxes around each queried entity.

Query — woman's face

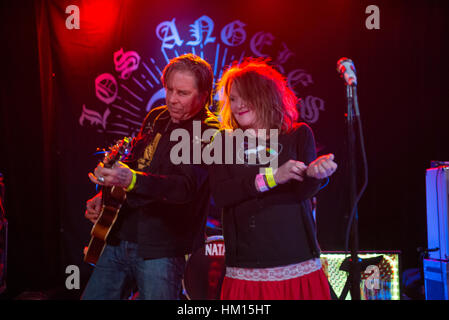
[229,83,258,130]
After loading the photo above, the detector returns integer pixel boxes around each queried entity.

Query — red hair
[216,58,299,133]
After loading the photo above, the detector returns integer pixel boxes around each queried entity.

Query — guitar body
[84,186,126,265]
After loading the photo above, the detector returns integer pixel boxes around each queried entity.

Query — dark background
[1,0,448,299]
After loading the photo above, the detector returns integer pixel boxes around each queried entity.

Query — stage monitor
[321,251,401,300]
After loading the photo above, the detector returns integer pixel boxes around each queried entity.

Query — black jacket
[209,123,324,268]
[110,106,219,259]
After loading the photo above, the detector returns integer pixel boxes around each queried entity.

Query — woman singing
[209,59,337,300]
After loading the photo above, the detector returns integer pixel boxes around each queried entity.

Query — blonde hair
[216,58,299,133]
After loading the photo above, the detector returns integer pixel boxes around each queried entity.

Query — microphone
[337,57,357,86]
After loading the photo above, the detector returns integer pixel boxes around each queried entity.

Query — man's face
[165,70,206,123]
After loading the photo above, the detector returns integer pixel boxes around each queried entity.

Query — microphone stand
[345,84,361,300]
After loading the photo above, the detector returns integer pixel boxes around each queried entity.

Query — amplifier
[423,258,449,300]
[425,166,449,261]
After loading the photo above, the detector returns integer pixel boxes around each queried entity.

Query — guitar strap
[137,132,162,170]
[135,109,171,170]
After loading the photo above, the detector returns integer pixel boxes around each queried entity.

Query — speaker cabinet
[423,258,449,300]
[425,166,449,261]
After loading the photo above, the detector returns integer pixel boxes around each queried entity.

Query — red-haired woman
[209,59,337,300]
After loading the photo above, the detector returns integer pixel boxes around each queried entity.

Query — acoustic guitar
[84,137,133,265]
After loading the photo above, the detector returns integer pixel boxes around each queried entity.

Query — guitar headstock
[101,137,133,167]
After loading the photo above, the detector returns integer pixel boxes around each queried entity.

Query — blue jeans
[82,241,185,300]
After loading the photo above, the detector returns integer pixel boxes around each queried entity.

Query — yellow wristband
[265,167,277,188]
[125,170,137,192]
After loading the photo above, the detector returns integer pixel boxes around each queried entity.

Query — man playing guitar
[82,54,218,300]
